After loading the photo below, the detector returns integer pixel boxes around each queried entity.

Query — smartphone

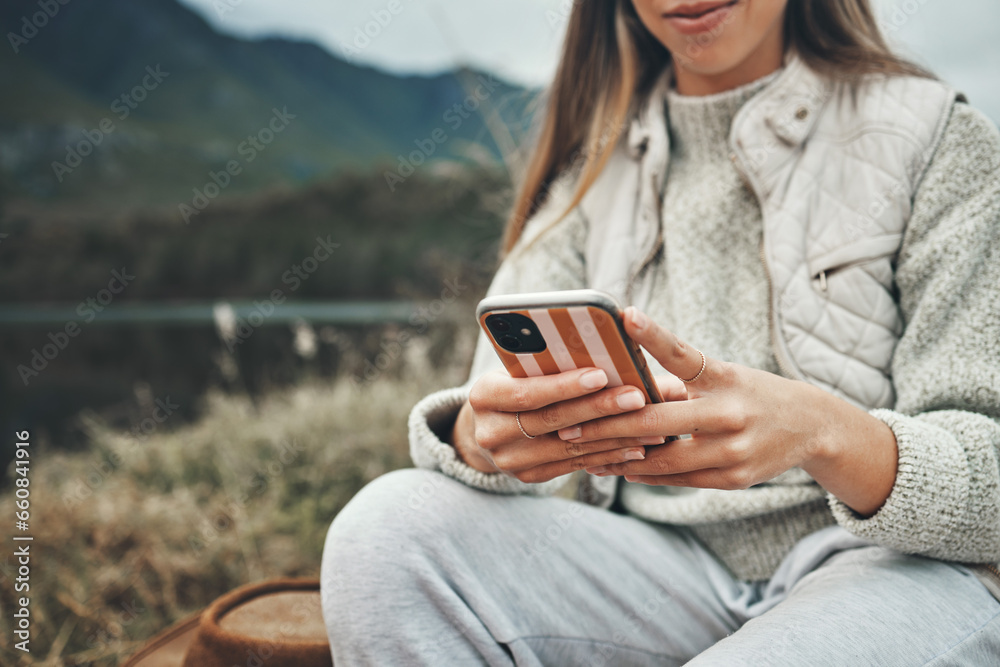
[476,289,663,404]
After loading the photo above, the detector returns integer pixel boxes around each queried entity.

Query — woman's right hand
[450,367,669,483]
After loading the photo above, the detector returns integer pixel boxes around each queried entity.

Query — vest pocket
[807,234,902,292]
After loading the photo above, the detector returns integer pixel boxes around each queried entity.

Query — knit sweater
[408,74,1000,580]
[617,74,840,574]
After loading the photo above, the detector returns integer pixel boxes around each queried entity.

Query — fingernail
[629,308,649,330]
[624,475,643,484]
[617,390,645,410]
[580,369,608,390]
[623,449,645,461]
[559,426,582,441]
[587,466,608,475]
[639,436,666,445]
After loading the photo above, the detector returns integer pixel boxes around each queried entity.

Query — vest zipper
[815,256,884,292]
[730,152,799,379]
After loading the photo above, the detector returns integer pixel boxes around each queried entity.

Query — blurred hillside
[1,170,508,303]
[0,0,532,208]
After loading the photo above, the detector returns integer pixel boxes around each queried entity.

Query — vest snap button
[795,106,809,121]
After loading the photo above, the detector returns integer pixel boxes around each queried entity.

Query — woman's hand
[451,366,684,483]
[566,308,899,517]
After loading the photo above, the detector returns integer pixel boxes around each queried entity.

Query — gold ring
[515,412,536,439]
[679,349,706,383]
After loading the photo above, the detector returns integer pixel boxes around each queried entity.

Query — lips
[663,0,739,35]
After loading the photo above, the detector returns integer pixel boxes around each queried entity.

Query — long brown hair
[502,0,932,255]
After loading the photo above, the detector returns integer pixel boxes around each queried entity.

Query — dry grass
[0,335,472,665]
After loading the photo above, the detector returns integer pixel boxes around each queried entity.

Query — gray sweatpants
[320,469,1000,665]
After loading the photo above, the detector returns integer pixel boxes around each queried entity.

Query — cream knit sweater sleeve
[407,179,589,495]
[828,103,1000,563]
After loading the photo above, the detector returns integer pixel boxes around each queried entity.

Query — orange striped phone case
[477,290,663,404]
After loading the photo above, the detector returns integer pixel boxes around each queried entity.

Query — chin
[672,43,746,74]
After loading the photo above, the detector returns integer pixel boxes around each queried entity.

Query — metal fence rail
[0,301,433,327]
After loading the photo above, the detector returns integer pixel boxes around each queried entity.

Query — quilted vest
[580,55,959,410]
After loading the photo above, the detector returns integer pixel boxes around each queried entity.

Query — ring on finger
[679,348,706,383]
[515,412,536,439]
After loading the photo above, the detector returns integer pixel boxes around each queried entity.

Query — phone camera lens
[484,312,546,353]
[500,335,521,350]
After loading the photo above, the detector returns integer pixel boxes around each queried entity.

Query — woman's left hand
[567,308,898,516]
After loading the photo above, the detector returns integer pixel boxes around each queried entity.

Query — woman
[322,1,1000,664]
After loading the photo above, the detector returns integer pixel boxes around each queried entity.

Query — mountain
[0,0,533,208]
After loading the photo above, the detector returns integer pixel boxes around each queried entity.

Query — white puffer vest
[580,55,960,409]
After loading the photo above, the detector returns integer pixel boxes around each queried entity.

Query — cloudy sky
[178,0,999,120]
